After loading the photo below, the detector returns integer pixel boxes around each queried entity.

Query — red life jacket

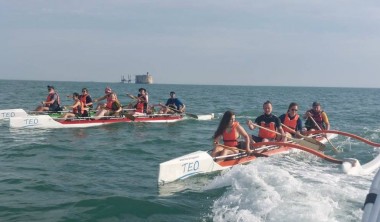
[135,102,145,113]
[45,92,61,107]
[258,122,276,139]
[135,94,147,113]
[311,110,325,129]
[106,94,113,103]
[106,100,114,110]
[283,113,299,133]
[223,121,240,147]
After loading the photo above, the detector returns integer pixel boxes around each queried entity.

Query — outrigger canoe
[8,113,187,128]
[1,107,214,128]
[158,134,341,185]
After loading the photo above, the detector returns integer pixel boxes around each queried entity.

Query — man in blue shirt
[160,91,186,114]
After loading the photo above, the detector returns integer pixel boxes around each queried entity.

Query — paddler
[79,88,93,117]
[35,85,62,112]
[93,87,116,111]
[61,92,84,120]
[66,88,93,117]
[303,101,330,131]
[212,111,251,161]
[94,92,122,120]
[246,100,286,143]
[159,91,186,114]
[279,102,303,138]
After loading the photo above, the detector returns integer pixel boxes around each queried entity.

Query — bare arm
[237,125,251,152]
[246,119,256,130]
[322,112,330,130]
[94,95,107,103]
[277,126,286,142]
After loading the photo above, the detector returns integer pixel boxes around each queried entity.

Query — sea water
[0,79,379,221]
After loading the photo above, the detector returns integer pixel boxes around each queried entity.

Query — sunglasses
[291,109,298,111]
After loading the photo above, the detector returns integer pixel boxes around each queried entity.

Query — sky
[1,1,380,87]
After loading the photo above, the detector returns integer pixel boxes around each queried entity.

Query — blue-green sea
[1,80,380,221]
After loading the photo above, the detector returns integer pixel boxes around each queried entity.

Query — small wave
[205,156,367,222]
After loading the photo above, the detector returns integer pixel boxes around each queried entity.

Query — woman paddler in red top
[212,111,251,161]
[61,92,84,120]
[94,92,122,120]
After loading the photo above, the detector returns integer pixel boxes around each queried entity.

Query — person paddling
[246,100,286,143]
[279,102,303,138]
[212,111,251,161]
[93,87,116,111]
[94,92,122,120]
[35,85,62,112]
[159,91,186,114]
[61,92,84,120]
[79,88,93,117]
[303,101,330,131]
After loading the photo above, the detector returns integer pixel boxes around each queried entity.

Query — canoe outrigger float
[158,131,380,185]
[0,109,28,120]
[6,109,215,128]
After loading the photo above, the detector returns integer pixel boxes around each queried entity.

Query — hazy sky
[1,1,380,87]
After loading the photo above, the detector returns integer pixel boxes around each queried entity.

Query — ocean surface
[1,79,380,222]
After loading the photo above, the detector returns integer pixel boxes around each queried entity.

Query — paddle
[126,93,138,100]
[250,122,325,151]
[217,143,269,157]
[158,103,198,119]
[308,116,339,153]
[281,123,326,148]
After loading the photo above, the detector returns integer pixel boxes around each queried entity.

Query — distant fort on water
[120,72,153,84]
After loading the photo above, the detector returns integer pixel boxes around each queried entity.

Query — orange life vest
[223,121,240,147]
[258,121,277,139]
[80,94,88,107]
[283,113,299,133]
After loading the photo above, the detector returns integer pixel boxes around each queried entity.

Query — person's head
[105,87,112,94]
[72,92,80,99]
[263,100,272,115]
[109,92,117,100]
[82,88,89,95]
[312,101,321,112]
[287,102,299,117]
[214,111,235,139]
[221,110,235,126]
[170,91,176,98]
[47,85,55,92]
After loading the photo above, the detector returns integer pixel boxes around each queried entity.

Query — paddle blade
[291,138,325,151]
[185,113,198,119]
[250,152,269,157]
[303,136,326,148]
[124,113,135,121]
